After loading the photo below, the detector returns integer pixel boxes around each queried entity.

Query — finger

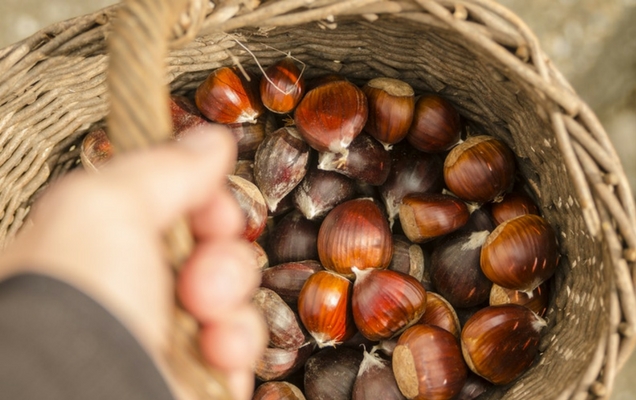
[177,240,260,323]
[190,188,245,241]
[224,369,256,400]
[198,304,268,371]
[97,125,238,230]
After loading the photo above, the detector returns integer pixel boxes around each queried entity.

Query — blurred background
[0,0,635,398]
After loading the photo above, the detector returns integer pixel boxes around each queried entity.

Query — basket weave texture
[1,0,636,398]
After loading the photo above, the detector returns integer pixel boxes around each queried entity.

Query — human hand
[0,126,267,400]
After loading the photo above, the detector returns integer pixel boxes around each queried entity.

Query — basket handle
[105,0,233,399]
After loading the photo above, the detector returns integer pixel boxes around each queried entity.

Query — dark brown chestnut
[253,288,308,350]
[255,345,313,381]
[304,347,364,400]
[292,164,357,220]
[318,133,391,186]
[406,94,462,153]
[252,381,306,400]
[490,190,540,225]
[317,198,393,277]
[455,373,492,400]
[362,77,415,148]
[254,126,310,213]
[227,174,268,242]
[489,282,549,317]
[393,324,468,400]
[399,193,470,243]
[460,304,546,385]
[388,235,425,282]
[297,270,356,347]
[353,349,406,400]
[352,268,427,341]
[294,80,368,155]
[444,135,516,203]
[233,159,255,183]
[260,57,305,114]
[480,214,559,291]
[228,113,276,160]
[417,292,461,338]
[380,144,444,224]
[260,260,324,305]
[267,210,319,265]
[195,66,264,124]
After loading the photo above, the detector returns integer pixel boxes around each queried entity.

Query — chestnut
[480,214,559,291]
[254,126,310,213]
[227,174,268,242]
[228,113,276,160]
[260,57,305,114]
[455,373,492,400]
[252,241,269,271]
[81,128,113,171]
[353,349,406,400]
[489,282,549,317]
[233,159,255,183]
[393,324,468,400]
[490,190,540,225]
[255,345,313,381]
[318,133,391,186]
[460,304,546,385]
[294,79,368,155]
[252,381,306,400]
[388,235,425,282]
[317,198,393,277]
[304,347,363,400]
[297,270,356,347]
[352,268,427,341]
[260,260,324,305]
[417,292,461,338]
[444,135,516,203]
[267,210,319,265]
[195,66,264,124]
[169,95,210,139]
[252,288,308,350]
[399,193,470,243]
[406,94,462,153]
[362,77,415,148]
[292,164,357,220]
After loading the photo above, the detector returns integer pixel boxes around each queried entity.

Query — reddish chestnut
[169,95,210,139]
[399,193,469,243]
[393,324,468,400]
[352,268,427,341]
[362,77,415,148]
[444,135,516,203]
[489,282,549,317]
[490,190,540,225]
[480,214,559,291]
[252,381,306,400]
[260,260,324,305]
[317,198,393,277]
[461,304,546,385]
[260,57,305,113]
[407,94,461,153]
[81,128,113,171]
[297,270,356,347]
[294,80,368,155]
[417,292,461,338]
[195,66,264,124]
[227,174,268,242]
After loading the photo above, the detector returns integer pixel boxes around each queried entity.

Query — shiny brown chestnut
[460,304,546,385]
[317,198,393,277]
[393,324,468,400]
[297,270,356,347]
[480,214,559,291]
[388,235,426,282]
[304,347,364,400]
[352,268,427,341]
[254,345,313,381]
[260,260,324,305]
[294,80,368,155]
[252,381,306,400]
[353,349,406,400]
[362,77,415,148]
[195,66,264,124]
[417,292,461,338]
[399,193,470,243]
[254,126,310,213]
[406,94,462,153]
[267,210,320,265]
[490,282,549,317]
[490,190,540,225]
[444,135,516,203]
[227,174,268,242]
[260,57,305,114]
[455,373,492,400]
[318,133,391,186]
[253,288,308,350]
[292,165,357,220]
[228,113,276,160]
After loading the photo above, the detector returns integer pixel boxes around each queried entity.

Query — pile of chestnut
[84,57,560,400]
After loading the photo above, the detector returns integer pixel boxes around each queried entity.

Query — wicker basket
[1,0,635,398]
